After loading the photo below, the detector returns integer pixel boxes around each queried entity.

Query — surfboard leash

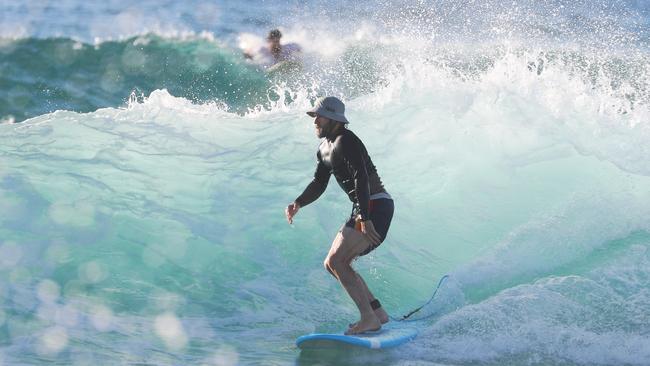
[391,274,450,322]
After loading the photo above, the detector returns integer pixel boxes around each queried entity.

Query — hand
[360,219,381,246]
[285,202,300,224]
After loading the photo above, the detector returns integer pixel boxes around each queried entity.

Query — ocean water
[1,1,650,365]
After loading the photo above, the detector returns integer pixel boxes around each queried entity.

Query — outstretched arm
[286,151,331,224]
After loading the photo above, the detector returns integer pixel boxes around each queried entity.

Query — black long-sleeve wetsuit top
[295,128,387,220]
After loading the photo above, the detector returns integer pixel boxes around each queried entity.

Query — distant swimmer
[244,29,301,69]
[285,96,394,335]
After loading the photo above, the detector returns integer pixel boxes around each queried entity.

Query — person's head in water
[307,96,349,139]
[267,29,282,56]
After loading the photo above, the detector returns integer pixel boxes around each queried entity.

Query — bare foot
[345,315,381,335]
[349,308,389,328]
[375,307,389,324]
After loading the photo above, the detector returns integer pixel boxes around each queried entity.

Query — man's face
[314,115,332,138]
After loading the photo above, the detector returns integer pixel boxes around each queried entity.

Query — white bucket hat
[306,96,349,124]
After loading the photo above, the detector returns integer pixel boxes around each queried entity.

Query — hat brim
[305,110,349,124]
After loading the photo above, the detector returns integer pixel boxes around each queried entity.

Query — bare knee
[327,252,350,273]
[323,257,336,277]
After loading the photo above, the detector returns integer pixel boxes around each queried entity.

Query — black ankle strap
[370,299,381,310]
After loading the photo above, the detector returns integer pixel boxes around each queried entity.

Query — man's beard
[318,122,333,138]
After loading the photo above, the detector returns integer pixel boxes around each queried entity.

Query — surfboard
[296,322,418,350]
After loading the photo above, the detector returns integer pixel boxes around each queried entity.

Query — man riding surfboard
[285,96,394,335]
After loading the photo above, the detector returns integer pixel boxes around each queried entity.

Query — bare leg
[323,231,343,279]
[330,230,389,326]
[324,227,381,335]
[352,274,389,324]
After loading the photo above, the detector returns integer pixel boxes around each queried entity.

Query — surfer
[285,96,394,335]
[243,28,301,68]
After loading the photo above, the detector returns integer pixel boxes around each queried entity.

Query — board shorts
[344,198,394,256]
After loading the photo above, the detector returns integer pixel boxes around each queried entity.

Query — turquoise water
[0,35,271,122]
[1,1,650,365]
